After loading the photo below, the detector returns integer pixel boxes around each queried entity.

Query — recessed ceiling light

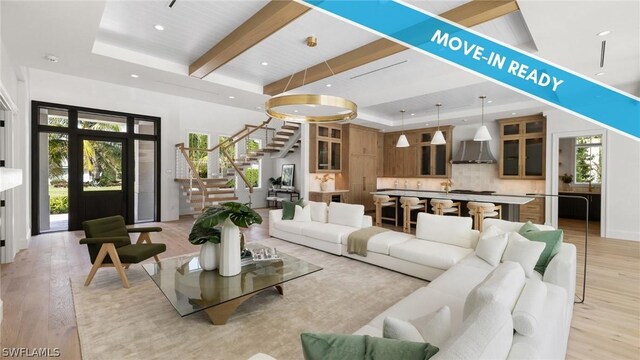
[326,84,332,88]
[294,110,299,113]
[256,106,262,110]
[410,113,415,116]
[511,112,517,115]
[425,123,429,126]
[462,119,468,122]
[261,61,268,66]
[130,74,139,78]
[487,100,493,104]
[597,30,611,36]
[596,72,605,76]
[228,96,235,99]
[154,24,165,31]
[45,54,59,63]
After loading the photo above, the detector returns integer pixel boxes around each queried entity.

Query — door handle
[363,177,366,191]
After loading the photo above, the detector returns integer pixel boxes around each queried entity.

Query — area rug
[71,238,426,360]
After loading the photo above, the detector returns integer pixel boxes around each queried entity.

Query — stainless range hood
[452,140,497,164]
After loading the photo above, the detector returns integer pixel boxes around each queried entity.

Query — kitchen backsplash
[377,164,545,195]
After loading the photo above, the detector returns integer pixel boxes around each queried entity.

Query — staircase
[175,118,300,212]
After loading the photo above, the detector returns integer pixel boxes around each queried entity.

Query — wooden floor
[1,210,638,359]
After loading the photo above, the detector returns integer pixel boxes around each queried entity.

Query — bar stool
[373,195,398,227]
[430,199,461,216]
[400,197,427,233]
[467,202,502,231]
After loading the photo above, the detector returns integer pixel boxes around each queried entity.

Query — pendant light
[432,103,446,145]
[396,109,409,147]
[474,96,492,141]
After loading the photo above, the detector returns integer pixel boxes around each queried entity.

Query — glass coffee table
[142,243,322,325]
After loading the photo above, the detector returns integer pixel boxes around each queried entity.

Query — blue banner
[301,0,640,140]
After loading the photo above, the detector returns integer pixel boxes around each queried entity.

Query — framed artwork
[281,164,295,188]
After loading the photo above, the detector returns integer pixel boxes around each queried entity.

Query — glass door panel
[38,132,69,232]
[524,138,544,176]
[330,142,341,170]
[420,146,431,175]
[502,139,520,176]
[135,140,156,222]
[82,140,123,191]
[435,144,447,175]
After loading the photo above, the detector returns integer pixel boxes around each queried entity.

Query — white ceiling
[2,0,638,131]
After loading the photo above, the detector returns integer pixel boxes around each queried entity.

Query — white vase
[199,242,220,271]
[320,182,328,191]
[219,218,241,277]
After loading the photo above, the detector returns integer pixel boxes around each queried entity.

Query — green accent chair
[80,215,165,288]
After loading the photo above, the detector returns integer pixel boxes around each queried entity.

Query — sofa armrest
[362,215,373,228]
[543,243,576,304]
[269,209,284,228]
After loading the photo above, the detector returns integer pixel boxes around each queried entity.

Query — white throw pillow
[382,317,424,343]
[502,232,546,278]
[327,202,364,228]
[307,201,328,223]
[415,213,478,249]
[475,228,509,267]
[383,306,451,347]
[293,205,311,222]
[512,278,547,337]
[463,261,526,320]
[433,302,513,360]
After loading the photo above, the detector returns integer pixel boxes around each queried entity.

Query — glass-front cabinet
[418,126,452,178]
[311,124,342,172]
[499,115,546,179]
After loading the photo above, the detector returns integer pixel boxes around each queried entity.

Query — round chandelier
[264,36,357,123]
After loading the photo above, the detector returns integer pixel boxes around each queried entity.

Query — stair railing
[220,146,253,194]
[175,143,207,209]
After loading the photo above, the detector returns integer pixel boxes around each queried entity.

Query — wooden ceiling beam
[189,0,311,79]
[263,0,519,96]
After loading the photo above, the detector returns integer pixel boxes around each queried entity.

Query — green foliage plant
[188,202,263,245]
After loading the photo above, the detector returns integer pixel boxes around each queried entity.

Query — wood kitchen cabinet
[520,197,545,224]
[558,192,601,221]
[310,124,342,173]
[382,127,451,178]
[341,124,379,211]
[499,115,546,179]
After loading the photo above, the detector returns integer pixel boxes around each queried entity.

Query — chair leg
[84,244,110,287]
[105,243,130,288]
[136,232,160,263]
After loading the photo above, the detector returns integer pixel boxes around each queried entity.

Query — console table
[267,189,300,208]
[309,190,350,205]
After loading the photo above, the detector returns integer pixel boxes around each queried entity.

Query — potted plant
[315,174,333,191]
[189,202,263,275]
[269,176,282,190]
[560,173,573,184]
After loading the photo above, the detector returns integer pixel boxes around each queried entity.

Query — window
[39,107,69,127]
[78,111,127,132]
[188,132,209,178]
[574,135,602,184]
[244,139,261,189]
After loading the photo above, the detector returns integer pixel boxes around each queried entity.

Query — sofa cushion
[341,231,414,255]
[300,333,439,360]
[512,278,547,337]
[273,220,307,235]
[328,202,365,228]
[483,218,555,233]
[432,302,513,360]
[383,306,451,348]
[518,222,564,275]
[282,198,304,220]
[415,213,478,249]
[390,239,474,270]
[293,205,312,222]
[302,222,358,244]
[307,201,328,223]
[502,232,546,278]
[463,261,526,320]
[475,226,509,267]
[428,260,493,300]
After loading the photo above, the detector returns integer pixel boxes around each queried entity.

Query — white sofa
[353,218,577,360]
[341,213,479,281]
[269,202,372,255]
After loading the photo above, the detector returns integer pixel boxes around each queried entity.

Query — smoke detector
[45,54,59,63]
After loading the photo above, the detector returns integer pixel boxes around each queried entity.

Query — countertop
[371,189,534,205]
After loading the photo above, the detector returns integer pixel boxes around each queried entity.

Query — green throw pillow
[282,198,304,220]
[300,333,439,360]
[519,221,563,275]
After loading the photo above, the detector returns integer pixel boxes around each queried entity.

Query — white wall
[545,109,640,241]
[28,68,270,221]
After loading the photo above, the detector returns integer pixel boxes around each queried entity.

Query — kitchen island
[371,189,535,223]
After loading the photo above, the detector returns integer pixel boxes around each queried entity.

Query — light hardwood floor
[1,210,638,359]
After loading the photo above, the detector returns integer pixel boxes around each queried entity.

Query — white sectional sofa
[353,218,576,360]
[269,202,372,255]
